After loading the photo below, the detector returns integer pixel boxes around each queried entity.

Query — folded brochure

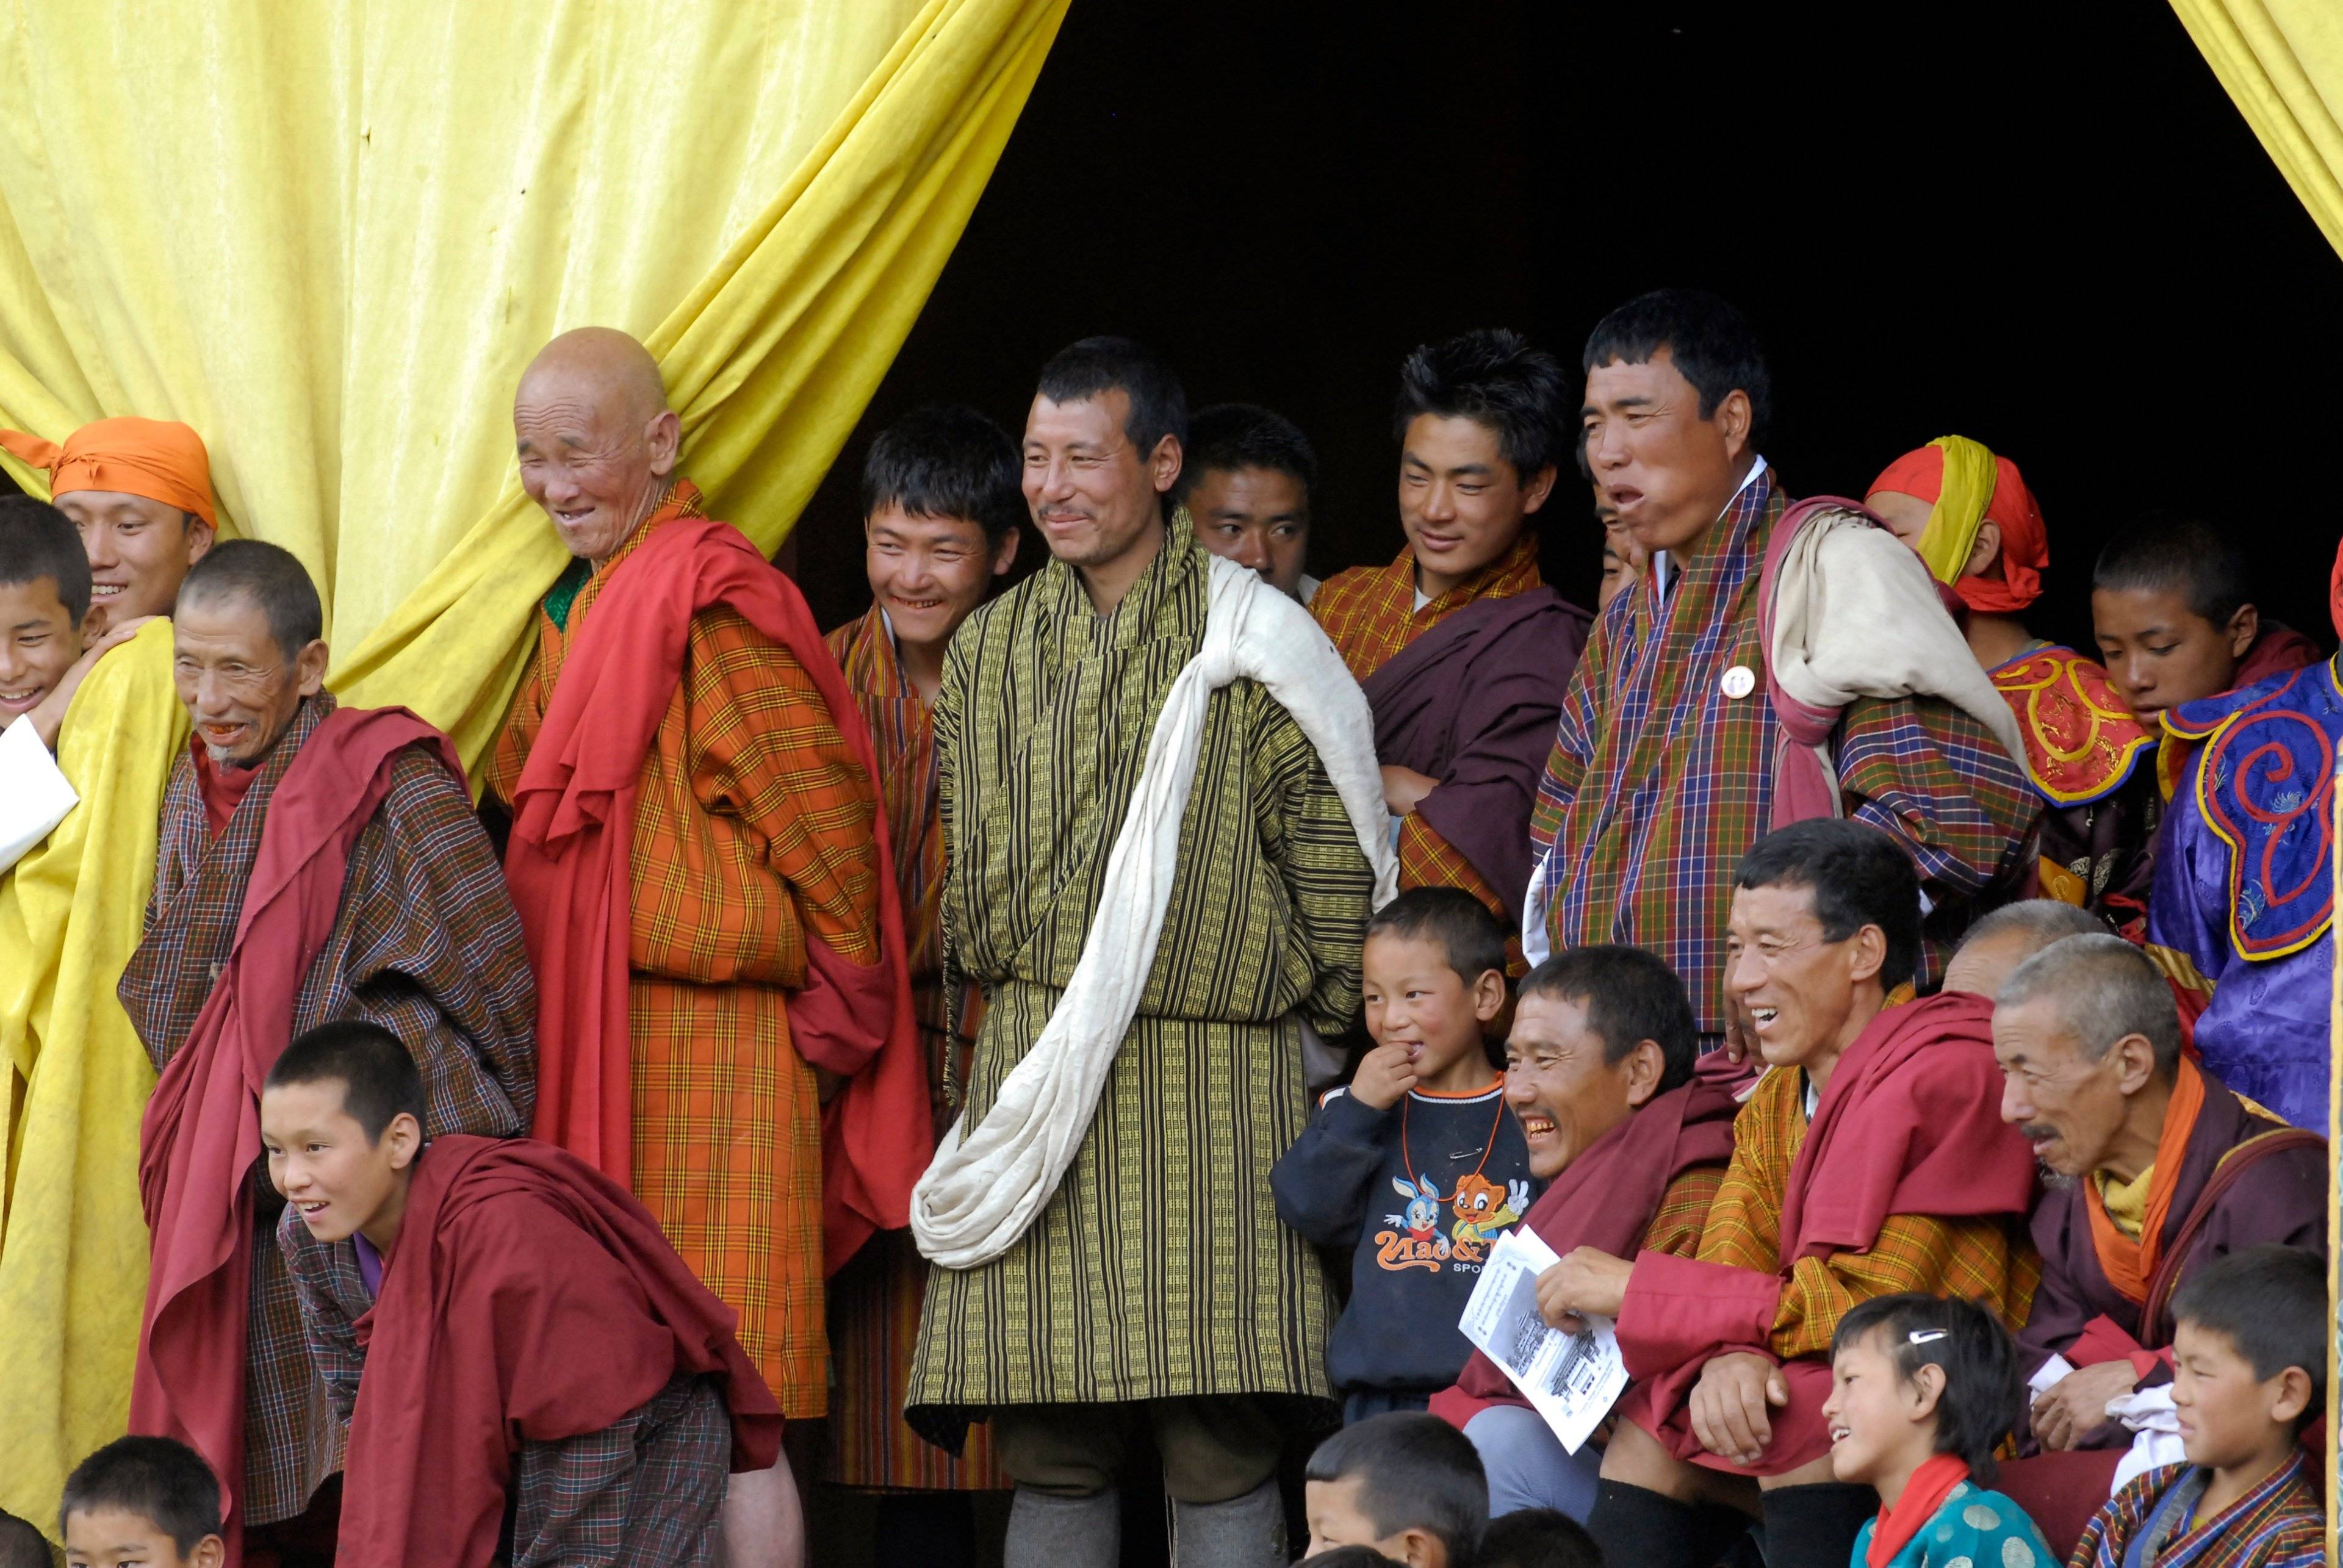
[1457,1228,1630,1453]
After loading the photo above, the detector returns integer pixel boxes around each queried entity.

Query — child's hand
[1348,1041,1419,1111]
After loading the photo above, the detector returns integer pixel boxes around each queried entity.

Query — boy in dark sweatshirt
[1273,887,1533,1424]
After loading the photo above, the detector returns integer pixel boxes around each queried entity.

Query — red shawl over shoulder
[1619,991,2039,1473]
[1430,1060,1741,1429]
[503,512,927,1273]
[131,707,453,1541]
[333,1135,782,1568]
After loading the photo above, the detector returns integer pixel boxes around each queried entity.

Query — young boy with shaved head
[262,1020,783,1567]
[118,541,536,1556]
[486,326,927,1564]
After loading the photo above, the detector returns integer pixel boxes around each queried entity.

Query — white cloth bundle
[910,553,1400,1270]
[1766,506,2028,769]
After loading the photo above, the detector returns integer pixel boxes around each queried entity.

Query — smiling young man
[117,541,537,1558]
[905,336,1383,1568]
[1527,291,2037,1047]
[1993,935,2323,1464]
[1313,330,1591,957]
[1427,944,1739,1525]
[1178,401,1319,602]
[1539,821,2040,1568]
[0,427,211,1545]
[821,406,1020,1517]
[485,329,925,1567]
[261,1020,783,1567]
[0,497,97,871]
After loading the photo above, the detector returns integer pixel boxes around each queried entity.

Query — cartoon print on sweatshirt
[1446,1172,1528,1263]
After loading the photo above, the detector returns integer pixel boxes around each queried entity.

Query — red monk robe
[121,700,536,1542]
[489,482,928,1419]
[278,1135,782,1568]
[1431,1058,1740,1431]
[1614,992,2040,1474]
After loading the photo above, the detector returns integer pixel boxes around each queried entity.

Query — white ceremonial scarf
[911,552,1399,1270]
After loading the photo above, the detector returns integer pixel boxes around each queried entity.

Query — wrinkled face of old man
[513,328,682,565]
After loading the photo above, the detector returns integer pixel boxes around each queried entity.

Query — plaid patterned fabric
[908,523,1375,1429]
[1529,467,2037,1032]
[2072,1456,2325,1568]
[819,608,1001,1490]
[1311,533,1544,682]
[1639,1162,1726,1257]
[118,694,536,1527]
[1315,536,1540,950]
[277,1208,729,1567]
[487,487,882,1418]
[1691,1065,2038,1359]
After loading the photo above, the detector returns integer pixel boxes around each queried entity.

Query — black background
[788,0,2343,658]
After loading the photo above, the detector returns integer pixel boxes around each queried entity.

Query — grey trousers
[1464,1405,1605,1522]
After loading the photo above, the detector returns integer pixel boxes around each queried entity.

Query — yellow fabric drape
[0,622,186,1537]
[1913,433,2000,588]
[0,0,1069,767]
[2169,0,2343,259]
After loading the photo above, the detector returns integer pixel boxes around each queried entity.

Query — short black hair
[2170,1244,2326,1433]
[1367,886,1509,987]
[1034,336,1187,457]
[1172,402,1317,508]
[1517,945,1698,1095]
[2092,512,2255,629]
[1476,1508,1605,1568]
[0,1512,51,1568]
[862,404,1024,546]
[1306,1549,1406,1568]
[0,492,93,626]
[1832,1294,2021,1481]
[1305,1412,1487,1560]
[1394,328,1572,484]
[1583,289,1773,450]
[59,1436,223,1554]
[1735,819,1921,991]
[179,539,323,660]
[264,1019,426,1143]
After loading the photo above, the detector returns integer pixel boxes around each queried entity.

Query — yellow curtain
[2168,0,2343,259]
[0,0,1070,766]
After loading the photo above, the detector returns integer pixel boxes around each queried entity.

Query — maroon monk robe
[131,708,459,1552]
[1616,991,2041,1474]
[1360,587,1590,918]
[321,1136,781,1568]
[2018,1069,2325,1448]
[1430,1056,1741,1430]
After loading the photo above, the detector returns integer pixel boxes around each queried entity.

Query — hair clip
[1907,1329,1948,1345]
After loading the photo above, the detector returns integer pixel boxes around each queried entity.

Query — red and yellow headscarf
[0,416,216,527]
[1867,434,2044,614]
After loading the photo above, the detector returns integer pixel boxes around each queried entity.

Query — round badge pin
[1721,665,1756,700]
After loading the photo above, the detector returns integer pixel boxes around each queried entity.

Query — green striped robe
[907,522,1372,1423]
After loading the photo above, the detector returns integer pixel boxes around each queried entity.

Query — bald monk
[486,328,929,1566]
[0,419,215,1545]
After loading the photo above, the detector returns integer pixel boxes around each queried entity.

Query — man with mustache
[1314,329,1591,966]
[1535,820,2040,1568]
[1995,935,2323,1467]
[0,419,215,1547]
[1527,290,2038,1048]
[117,541,538,1556]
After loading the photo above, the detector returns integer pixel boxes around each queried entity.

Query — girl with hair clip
[1820,1295,2059,1568]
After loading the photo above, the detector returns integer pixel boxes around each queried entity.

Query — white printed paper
[1458,1229,1630,1454]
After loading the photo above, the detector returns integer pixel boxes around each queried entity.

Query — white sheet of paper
[1457,1228,1630,1454]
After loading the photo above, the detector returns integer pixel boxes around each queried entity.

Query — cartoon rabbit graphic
[1445,1173,1530,1264]
[1385,1174,1446,1249]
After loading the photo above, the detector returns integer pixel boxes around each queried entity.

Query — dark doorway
[790,0,2342,659]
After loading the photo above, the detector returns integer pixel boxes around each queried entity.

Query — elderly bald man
[486,328,927,1566]
[1995,934,2325,1451]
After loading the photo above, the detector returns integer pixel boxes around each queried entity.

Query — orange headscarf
[0,416,216,527]
[1868,439,2045,614]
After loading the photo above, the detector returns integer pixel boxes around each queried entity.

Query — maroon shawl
[1361,586,1589,915]
[1430,1061,1741,1428]
[131,707,453,1544]
[333,1135,783,1568]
